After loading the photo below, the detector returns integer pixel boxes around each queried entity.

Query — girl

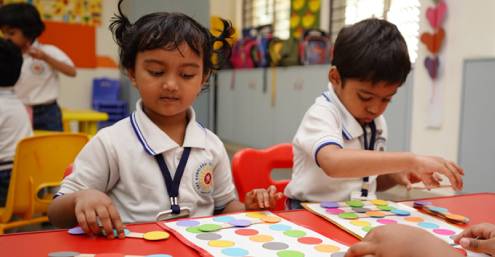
[48,0,282,239]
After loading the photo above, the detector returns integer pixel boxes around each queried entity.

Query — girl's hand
[244,185,283,210]
[27,46,46,60]
[74,189,125,239]
[453,223,495,256]
[410,155,464,191]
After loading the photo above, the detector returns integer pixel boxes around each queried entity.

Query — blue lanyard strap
[361,121,376,197]
[154,147,191,214]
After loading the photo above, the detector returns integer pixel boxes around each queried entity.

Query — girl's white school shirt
[57,100,237,223]
[284,84,388,202]
[14,41,74,105]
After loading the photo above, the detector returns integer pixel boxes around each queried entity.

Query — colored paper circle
[261,215,281,223]
[391,209,410,216]
[145,255,173,257]
[453,247,467,256]
[283,230,307,238]
[198,224,223,232]
[235,228,259,236]
[378,205,393,211]
[418,222,439,229]
[362,226,373,232]
[445,213,468,222]
[298,236,323,244]
[208,240,235,247]
[176,220,200,227]
[196,232,222,240]
[263,242,289,250]
[68,227,85,235]
[326,208,345,215]
[404,216,424,223]
[143,231,170,241]
[221,247,249,257]
[371,199,387,206]
[250,234,274,242]
[320,201,339,208]
[366,211,386,218]
[339,212,359,219]
[377,219,397,225]
[186,226,202,233]
[413,201,432,207]
[48,252,81,257]
[350,220,371,227]
[330,252,346,257]
[229,219,252,227]
[352,207,370,213]
[277,250,305,257]
[346,200,364,208]
[433,228,456,236]
[314,244,340,253]
[213,216,235,223]
[428,206,448,213]
[270,224,292,231]
[246,212,267,218]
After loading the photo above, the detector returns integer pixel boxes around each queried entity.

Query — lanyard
[154,147,191,214]
[361,121,376,197]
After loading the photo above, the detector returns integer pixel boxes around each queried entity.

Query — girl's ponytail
[109,0,134,69]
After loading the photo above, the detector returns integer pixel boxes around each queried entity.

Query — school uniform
[56,100,237,223]
[14,41,74,131]
[0,87,33,206]
[284,83,387,207]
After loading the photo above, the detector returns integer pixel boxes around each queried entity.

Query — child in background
[48,0,282,239]
[345,223,495,257]
[0,38,33,206]
[285,18,463,209]
[0,3,76,131]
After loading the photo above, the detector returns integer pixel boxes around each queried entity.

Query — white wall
[58,0,119,109]
[410,0,495,161]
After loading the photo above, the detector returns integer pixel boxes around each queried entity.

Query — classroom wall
[410,0,495,161]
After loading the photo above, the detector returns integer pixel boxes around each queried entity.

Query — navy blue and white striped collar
[322,84,384,140]
[130,99,207,156]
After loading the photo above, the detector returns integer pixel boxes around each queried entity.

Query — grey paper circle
[196,232,222,240]
[262,242,289,250]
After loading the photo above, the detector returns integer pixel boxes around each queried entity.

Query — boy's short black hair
[0,38,23,87]
[0,3,45,42]
[332,18,411,86]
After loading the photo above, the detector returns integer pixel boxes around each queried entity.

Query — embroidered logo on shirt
[374,136,386,151]
[30,61,46,75]
[193,162,213,194]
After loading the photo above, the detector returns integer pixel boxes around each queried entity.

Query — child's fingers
[84,210,100,235]
[75,211,91,235]
[276,192,283,199]
[256,190,265,208]
[96,206,115,239]
[345,241,376,257]
[446,161,463,189]
[107,205,125,239]
[440,162,462,191]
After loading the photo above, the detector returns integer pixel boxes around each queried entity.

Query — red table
[1,193,493,257]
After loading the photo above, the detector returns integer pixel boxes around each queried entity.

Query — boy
[0,38,33,206]
[284,18,463,208]
[0,3,76,131]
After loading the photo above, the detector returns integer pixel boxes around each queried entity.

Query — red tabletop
[1,193,493,257]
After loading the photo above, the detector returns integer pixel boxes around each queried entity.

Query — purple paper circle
[320,201,339,208]
[68,226,85,235]
[229,219,252,227]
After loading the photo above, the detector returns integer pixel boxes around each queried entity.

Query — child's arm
[453,223,495,255]
[48,189,125,239]
[316,145,463,190]
[28,45,77,77]
[221,185,283,213]
[345,224,464,257]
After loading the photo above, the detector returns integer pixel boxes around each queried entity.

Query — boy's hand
[244,185,283,210]
[453,223,495,256]
[27,46,46,60]
[74,189,125,239]
[345,224,463,257]
[388,172,422,190]
[411,155,464,191]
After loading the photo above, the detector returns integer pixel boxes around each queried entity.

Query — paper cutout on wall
[424,56,439,80]
[3,0,102,26]
[290,0,320,39]
[426,0,447,29]
[420,28,445,55]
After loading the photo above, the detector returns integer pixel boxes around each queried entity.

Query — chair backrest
[232,143,293,211]
[0,133,89,223]
[92,78,120,103]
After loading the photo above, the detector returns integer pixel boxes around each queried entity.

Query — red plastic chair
[232,143,293,211]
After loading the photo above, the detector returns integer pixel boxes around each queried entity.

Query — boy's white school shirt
[14,41,74,105]
[284,83,388,202]
[57,100,237,223]
[0,88,33,168]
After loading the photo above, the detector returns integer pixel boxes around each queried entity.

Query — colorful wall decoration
[2,0,102,26]
[290,0,321,39]
[420,0,447,128]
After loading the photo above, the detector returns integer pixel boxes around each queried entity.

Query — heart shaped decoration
[424,56,439,79]
[420,28,445,54]
[426,1,447,29]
